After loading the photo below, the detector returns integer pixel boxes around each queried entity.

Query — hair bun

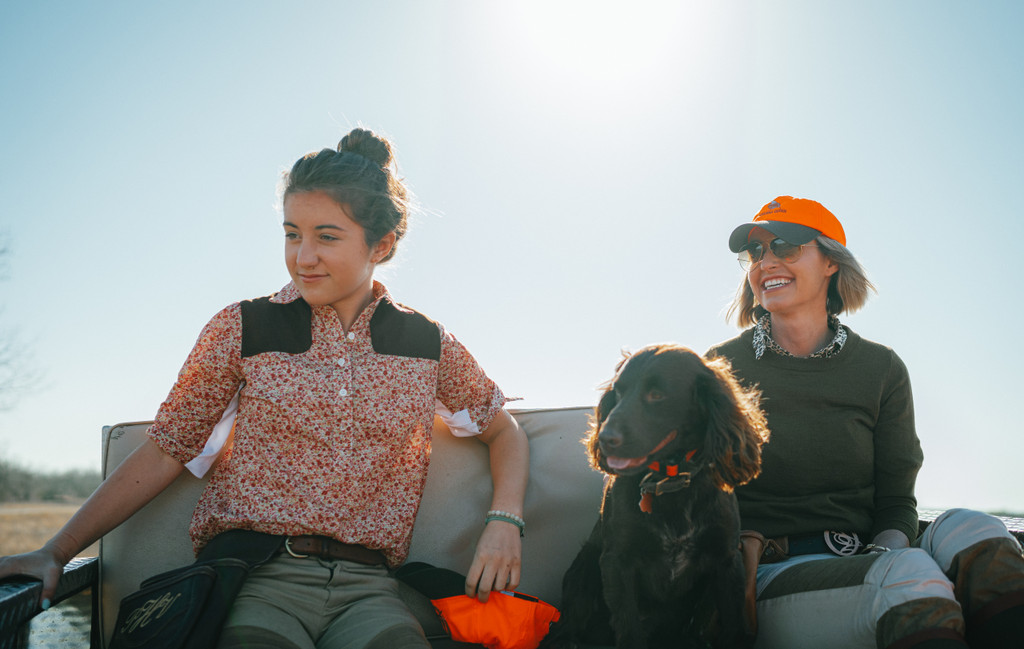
[338,128,393,169]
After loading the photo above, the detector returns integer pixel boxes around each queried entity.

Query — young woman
[707,196,1024,649]
[0,128,529,649]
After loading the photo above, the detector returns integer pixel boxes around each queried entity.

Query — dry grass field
[0,502,99,557]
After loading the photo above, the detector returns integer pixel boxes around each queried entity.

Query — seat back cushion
[98,406,602,647]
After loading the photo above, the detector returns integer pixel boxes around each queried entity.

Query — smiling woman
[0,127,531,649]
[707,196,1024,649]
[282,192,395,331]
[727,197,874,354]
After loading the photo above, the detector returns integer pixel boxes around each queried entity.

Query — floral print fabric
[148,282,506,566]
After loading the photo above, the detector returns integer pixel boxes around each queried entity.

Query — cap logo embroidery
[757,200,787,218]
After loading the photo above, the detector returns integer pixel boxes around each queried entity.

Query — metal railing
[0,557,98,649]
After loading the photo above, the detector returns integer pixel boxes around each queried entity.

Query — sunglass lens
[738,242,764,270]
[770,239,802,261]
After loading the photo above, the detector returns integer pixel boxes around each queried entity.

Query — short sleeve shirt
[148,282,506,566]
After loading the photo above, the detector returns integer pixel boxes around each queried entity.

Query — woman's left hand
[465,518,522,602]
[869,528,911,551]
[466,409,528,602]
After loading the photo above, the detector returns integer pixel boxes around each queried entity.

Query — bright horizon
[1,1,1022,512]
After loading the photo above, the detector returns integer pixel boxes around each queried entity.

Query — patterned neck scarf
[752,313,847,360]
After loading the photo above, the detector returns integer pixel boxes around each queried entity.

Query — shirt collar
[270,280,391,308]
[270,281,302,304]
[348,281,391,333]
[269,281,394,335]
[752,313,847,360]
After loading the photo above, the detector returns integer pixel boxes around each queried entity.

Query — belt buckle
[284,537,310,559]
[824,531,862,556]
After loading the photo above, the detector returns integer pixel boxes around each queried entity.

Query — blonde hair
[726,236,876,327]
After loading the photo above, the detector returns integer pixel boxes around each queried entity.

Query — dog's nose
[599,425,624,450]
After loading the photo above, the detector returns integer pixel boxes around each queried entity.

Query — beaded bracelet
[485,509,525,537]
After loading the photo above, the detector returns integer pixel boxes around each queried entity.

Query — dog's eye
[645,390,666,403]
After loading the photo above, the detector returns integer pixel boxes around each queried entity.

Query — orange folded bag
[396,562,560,649]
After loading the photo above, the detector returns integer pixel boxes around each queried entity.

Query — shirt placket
[337,329,357,399]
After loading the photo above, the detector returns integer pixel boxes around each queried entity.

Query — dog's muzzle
[601,429,678,473]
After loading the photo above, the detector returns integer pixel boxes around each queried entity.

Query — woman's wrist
[870,528,910,551]
[43,531,80,567]
[485,510,525,537]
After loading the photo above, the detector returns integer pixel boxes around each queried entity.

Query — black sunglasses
[738,238,817,271]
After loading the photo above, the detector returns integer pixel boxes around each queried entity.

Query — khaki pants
[214,554,430,649]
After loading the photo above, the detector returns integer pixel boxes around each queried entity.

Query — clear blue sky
[1,1,1021,512]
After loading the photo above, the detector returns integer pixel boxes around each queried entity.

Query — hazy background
[1,1,1021,511]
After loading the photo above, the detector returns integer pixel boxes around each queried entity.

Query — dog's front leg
[541,520,613,648]
[710,551,755,649]
[599,548,650,649]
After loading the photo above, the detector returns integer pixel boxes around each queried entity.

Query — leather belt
[281,536,386,565]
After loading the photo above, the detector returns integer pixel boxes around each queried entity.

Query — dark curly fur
[542,344,769,649]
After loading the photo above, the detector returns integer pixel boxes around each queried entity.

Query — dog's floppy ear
[595,381,619,425]
[695,355,770,492]
[585,349,634,471]
[585,382,618,470]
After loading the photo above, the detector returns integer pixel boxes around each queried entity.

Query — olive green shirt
[707,327,923,542]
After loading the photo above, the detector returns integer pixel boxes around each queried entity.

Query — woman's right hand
[0,544,68,609]
[0,439,186,608]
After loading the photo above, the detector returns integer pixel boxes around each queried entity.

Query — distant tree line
[0,455,101,502]
[2,237,41,410]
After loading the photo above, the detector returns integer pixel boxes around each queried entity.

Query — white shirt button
[337,358,346,367]
[346,332,355,340]
[339,388,349,397]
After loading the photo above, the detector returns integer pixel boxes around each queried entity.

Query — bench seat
[2,407,1021,648]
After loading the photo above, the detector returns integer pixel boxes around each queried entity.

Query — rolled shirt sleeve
[147,304,244,465]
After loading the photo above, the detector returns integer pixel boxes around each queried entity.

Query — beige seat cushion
[97,407,602,647]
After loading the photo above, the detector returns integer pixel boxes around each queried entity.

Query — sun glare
[473,2,722,119]
[517,3,687,80]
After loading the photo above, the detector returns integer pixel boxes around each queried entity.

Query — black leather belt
[787,531,863,557]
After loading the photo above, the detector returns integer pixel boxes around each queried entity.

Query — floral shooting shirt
[148,281,506,566]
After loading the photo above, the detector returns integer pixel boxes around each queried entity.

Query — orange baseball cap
[728,196,847,252]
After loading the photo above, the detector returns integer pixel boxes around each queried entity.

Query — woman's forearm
[44,438,185,564]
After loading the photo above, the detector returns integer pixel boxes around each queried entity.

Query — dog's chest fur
[657,524,699,582]
[602,474,734,595]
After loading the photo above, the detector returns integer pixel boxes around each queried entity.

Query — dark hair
[282,128,409,262]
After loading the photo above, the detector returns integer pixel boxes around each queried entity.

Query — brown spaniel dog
[542,344,769,649]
